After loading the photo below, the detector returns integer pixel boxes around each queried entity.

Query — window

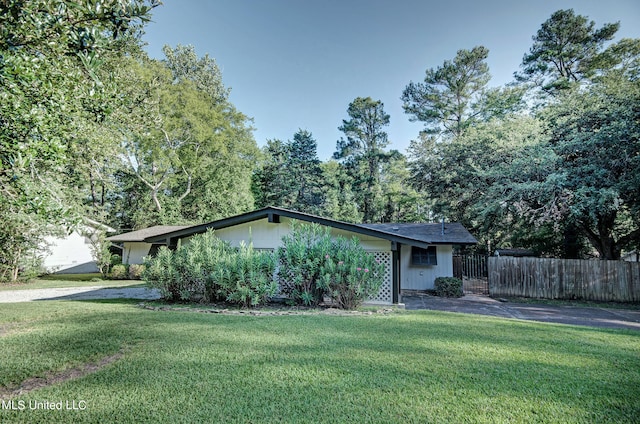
[411,246,437,266]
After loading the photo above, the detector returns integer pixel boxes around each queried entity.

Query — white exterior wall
[206,217,391,251]
[181,217,393,303]
[43,231,96,273]
[123,242,152,265]
[400,244,453,291]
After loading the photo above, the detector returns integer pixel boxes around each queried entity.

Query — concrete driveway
[0,286,161,303]
[403,293,640,331]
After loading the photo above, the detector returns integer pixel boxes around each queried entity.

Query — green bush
[142,230,232,302]
[143,230,277,307]
[434,277,464,298]
[318,237,385,310]
[110,264,128,280]
[276,222,332,306]
[210,242,278,308]
[128,264,145,280]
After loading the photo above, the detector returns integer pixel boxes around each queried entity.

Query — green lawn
[0,301,639,423]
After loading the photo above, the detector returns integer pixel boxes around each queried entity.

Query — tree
[334,97,391,223]
[407,115,548,251]
[252,139,296,209]
[516,9,619,93]
[252,130,325,214]
[162,44,230,103]
[121,46,258,227]
[401,46,491,139]
[0,1,157,281]
[320,161,362,223]
[537,72,640,259]
[288,130,325,213]
[379,152,429,223]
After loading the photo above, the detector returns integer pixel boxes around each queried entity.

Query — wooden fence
[488,257,640,302]
[453,254,488,279]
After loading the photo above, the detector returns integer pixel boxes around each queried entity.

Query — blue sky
[143,0,640,160]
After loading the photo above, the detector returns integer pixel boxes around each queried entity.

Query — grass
[0,276,144,291]
[0,301,639,423]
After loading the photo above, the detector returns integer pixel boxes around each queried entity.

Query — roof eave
[143,207,477,248]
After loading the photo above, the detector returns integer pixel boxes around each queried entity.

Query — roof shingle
[107,225,190,242]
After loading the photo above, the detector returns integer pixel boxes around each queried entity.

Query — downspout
[392,241,401,304]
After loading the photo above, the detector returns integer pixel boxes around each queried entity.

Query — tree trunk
[580,214,621,260]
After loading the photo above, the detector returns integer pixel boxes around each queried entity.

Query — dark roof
[107,225,191,242]
[494,248,536,257]
[358,222,478,245]
[143,207,477,248]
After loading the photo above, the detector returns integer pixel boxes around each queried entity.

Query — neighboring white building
[43,219,116,274]
[108,207,477,304]
[623,251,639,262]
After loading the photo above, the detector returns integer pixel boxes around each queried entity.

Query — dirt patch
[137,302,398,317]
[0,323,34,338]
[0,350,125,400]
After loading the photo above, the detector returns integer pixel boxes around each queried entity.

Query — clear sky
[142,0,640,160]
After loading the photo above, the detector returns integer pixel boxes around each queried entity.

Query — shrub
[210,242,278,308]
[110,264,128,280]
[128,264,145,280]
[276,222,332,306]
[142,230,277,307]
[142,230,232,302]
[318,237,385,310]
[434,277,464,298]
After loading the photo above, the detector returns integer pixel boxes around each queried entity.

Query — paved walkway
[2,287,639,331]
[403,293,640,331]
[0,286,161,303]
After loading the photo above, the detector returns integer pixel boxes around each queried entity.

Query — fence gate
[454,254,489,295]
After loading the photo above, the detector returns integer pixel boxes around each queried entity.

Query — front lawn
[1,301,638,423]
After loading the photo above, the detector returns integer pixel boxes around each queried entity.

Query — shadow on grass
[8,306,637,423]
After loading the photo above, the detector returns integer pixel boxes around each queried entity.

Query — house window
[411,246,437,266]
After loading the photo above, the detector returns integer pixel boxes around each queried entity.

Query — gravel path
[0,286,161,303]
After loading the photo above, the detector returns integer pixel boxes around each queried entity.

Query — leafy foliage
[318,238,385,309]
[0,0,157,281]
[143,230,231,301]
[277,222,385,309]
[434,277,464,297]
[121,46,258,226]
[210,243,278,308]
[517,9,619,93]
[334,97,392,223]
[276,222,332,306]
[143,230,277,307]
[402,46,492,138]
[128,264,146,280]
[252,130,325,213]
[110,264,128,280]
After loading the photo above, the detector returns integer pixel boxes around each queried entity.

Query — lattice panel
[368,251,393,304]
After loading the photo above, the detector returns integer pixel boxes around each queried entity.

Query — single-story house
[107,225,190,265]
[108,207,477,304]
[43,219,116,274]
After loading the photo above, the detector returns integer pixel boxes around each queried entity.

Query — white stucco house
[106,225,190,265]
[43,219,116,274]
[107,207,477,304]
